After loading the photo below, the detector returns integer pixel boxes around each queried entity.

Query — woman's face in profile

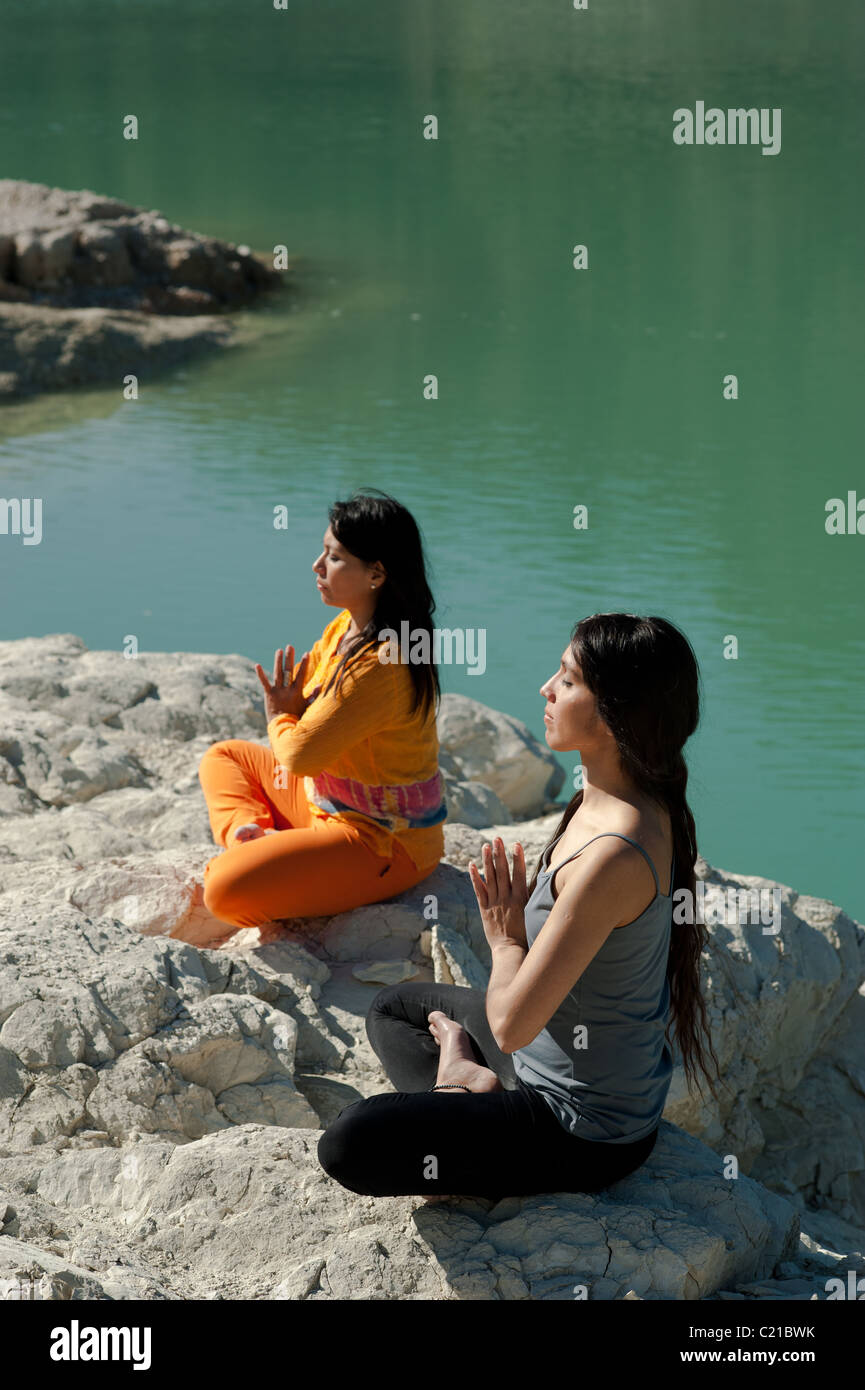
[540,648,604,753]
[312,526,379,610]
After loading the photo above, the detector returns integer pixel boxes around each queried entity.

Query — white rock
[431,923,490,991]
[438,693,564,818]
[351,961,420,985]
[0,1234,173,1300]
[0,634,861,1299]
[443,779,512,829]
[0,1123,801,1300]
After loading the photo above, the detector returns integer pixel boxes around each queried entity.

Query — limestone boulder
[0,632,863,1299]
[438,693,565,819]
[0,906,318,1151]
[0,1122,808,1301]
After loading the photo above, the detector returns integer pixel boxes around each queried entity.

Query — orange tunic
[266,609,446,872]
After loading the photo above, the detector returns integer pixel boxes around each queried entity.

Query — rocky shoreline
[0,180,289,400]
[0,632,863,1300]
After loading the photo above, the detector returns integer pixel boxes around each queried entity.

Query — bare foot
[233,824,279,843]
[427,1011,504,1095]
[419,1013,503,1203]
[233,823,263,843]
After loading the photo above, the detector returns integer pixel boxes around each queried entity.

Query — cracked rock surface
[0,634,862,1300]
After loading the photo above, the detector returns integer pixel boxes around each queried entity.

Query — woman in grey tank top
[319,613,721,1200]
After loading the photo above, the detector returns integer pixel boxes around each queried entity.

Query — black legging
[316,981,659,1200]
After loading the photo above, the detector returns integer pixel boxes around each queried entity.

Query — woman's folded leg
[318,1084,543,1198]
[317,1082,658,1199]
[365,981,517,1092]
[200,816,429,930]
[197,738,311,848]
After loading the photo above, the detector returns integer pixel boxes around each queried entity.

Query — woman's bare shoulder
[551,802,672,896]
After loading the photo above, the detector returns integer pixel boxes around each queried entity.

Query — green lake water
[1,0,863,917]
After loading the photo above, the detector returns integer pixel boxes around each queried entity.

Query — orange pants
[197,739,434,930]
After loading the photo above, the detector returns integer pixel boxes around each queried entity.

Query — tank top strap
[549,832,662,894]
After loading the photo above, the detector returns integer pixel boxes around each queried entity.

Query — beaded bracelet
[431,1083,471,1093]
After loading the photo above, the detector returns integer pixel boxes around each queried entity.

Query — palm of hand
[468,836,529,950]
[254,645,313,721]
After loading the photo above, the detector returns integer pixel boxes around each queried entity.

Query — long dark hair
[529,613,723,1104]
[321,490,440,717]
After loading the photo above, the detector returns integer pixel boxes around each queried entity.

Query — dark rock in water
[0,179,283,311]
[0,179,291,400]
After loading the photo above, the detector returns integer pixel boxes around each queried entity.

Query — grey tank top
[512,830,674,1144]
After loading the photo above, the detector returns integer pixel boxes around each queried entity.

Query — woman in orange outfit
[197,491,446,936]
